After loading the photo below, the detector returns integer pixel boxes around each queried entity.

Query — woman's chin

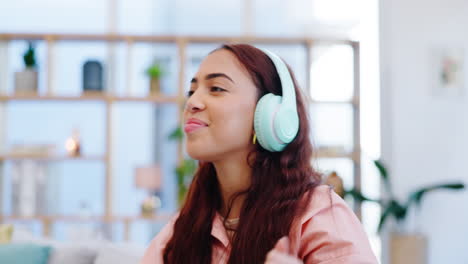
[187,152,209,161]
[186,148,217,162]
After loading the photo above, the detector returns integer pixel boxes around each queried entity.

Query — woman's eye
[187,87,224,97]
[210,86,225,92]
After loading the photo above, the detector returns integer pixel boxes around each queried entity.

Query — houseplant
[145,61,164,95]
[343,160,465,232]
[14,42,38,94]
[332,159,465,264]
[168,126,197,207]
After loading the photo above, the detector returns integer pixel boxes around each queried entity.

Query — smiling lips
[184,118,208,133]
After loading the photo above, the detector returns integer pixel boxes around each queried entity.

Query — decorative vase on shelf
[324,171,345,198]
[14,42,38,94]
[135,165,162,217]
[11,160,48,217]
[0,224,13,244]
[65,128,81,157]
[150,77,161,95]
[82,60,104,94]
[390,232,427,264]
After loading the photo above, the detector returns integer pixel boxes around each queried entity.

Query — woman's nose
[185,91,205,113]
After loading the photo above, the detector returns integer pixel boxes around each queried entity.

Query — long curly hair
[163,44,322,263]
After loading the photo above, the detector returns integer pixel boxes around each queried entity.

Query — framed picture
[432,47,465,97]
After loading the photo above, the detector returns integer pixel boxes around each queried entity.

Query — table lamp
[135,165,162,217]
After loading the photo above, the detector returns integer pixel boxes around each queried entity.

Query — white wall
[380,0,468,263]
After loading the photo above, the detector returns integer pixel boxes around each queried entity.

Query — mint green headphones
[254,48,299,152]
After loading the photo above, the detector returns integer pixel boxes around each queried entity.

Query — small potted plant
[146,61,164,95]
[326,160,465,264]
[168,126,197,207]
[14,41,38,94]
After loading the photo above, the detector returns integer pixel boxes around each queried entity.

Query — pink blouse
[140,185,378,263]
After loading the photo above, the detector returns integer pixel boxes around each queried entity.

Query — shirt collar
[211,212,230,248]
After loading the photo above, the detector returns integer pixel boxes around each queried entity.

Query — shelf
[0,214,173,222]
[315,149,359,161]
[0,94,357,105]
[0,154,106,162]
[0,151,356,162]
[0,213,175,240]
[0,94,107,102]
[112,95,182,103]
[310,98,359,106]
[0,94,182,104]
[0,33,355,45]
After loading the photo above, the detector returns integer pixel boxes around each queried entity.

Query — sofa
[0,225,147,264]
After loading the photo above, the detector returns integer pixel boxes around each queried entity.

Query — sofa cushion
[94,243,145,264]
[48,246,97,264]
[0,243,51,264]
[0,224,13,244]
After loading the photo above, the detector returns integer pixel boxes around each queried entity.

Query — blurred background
[0,0,466,263]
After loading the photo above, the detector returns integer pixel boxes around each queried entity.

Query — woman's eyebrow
[190,73,235,84]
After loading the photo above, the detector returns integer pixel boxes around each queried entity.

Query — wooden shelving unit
[0,32,362,239]
[0,213,174,241]
[0,154,105,162]
[1,214,173,222]
[316,150,359,161]
[0,95,354,105]
[0,94,182,103]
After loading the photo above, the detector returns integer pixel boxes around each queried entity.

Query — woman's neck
[213,152,252,220]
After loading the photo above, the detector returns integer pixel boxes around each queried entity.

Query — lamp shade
[134,165,162,191]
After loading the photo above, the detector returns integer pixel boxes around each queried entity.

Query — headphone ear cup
[274,107,299,144]
[254,93,285,152]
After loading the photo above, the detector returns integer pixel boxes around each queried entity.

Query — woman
[141,44,378,264]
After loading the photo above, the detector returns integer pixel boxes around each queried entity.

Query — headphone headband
[260,48,297,109]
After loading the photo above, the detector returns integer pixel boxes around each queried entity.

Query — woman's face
[183,49,258,162]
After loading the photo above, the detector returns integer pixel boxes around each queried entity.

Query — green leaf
[146,62,164,78]
[168,126,184,141]
[377,200,407,232]
[175,159,197,185]
[23,42,36,68]
[408,182,465,208]
[374,159,393,195]
[391,200,407,220]
[175,159,197,207]
[377,204,392,232]
[182,159,196,176]
[374,159,388,182]
[344,189,380,203]
[175,165,184,177]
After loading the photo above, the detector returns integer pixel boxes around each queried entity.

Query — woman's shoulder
[291,185,378,263]
[299,184,336,222]
[140,213,179,264]
[297,184,360,230]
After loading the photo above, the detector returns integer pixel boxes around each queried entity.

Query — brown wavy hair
[163,44,322,263]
